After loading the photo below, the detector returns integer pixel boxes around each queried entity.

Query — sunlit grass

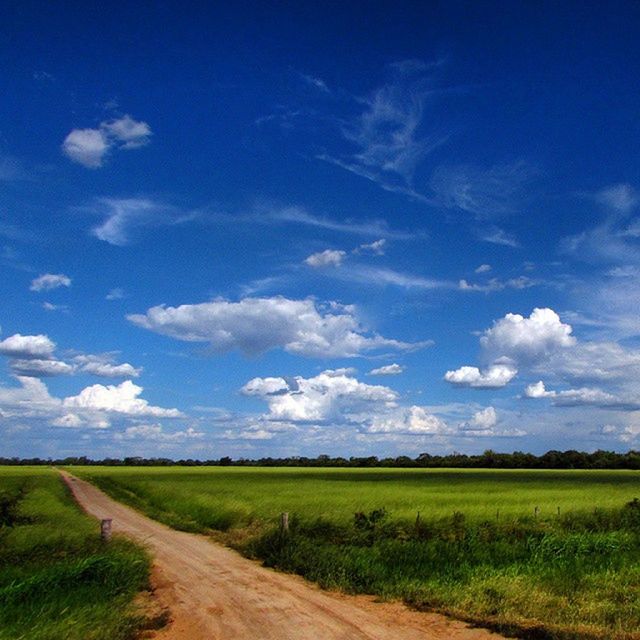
[0,467,151,640]
[76,465,640,639]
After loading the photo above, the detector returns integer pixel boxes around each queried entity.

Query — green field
[75,466,640,639]
[0,467,153,640]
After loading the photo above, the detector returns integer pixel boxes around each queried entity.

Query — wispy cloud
[430,161,534,219]
[318,60,448,198]
[479,226,520,248]
[254,205,417,239]
[86,197,197,246]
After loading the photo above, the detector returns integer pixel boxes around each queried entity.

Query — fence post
[534,506,539,519]
[101,518,112,542]
[280,512,289,534]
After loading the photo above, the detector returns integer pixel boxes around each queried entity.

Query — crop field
[75,466,640,639]
[0,467,152,640]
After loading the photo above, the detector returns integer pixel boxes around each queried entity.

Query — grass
[74,466,640,639]
[0,467,152,640]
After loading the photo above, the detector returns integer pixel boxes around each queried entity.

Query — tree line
[3,449,640,469]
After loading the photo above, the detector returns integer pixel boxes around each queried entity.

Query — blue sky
[2,1,640,459]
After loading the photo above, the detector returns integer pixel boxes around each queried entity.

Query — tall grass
[76,466,640,639]
[0,467,152,640]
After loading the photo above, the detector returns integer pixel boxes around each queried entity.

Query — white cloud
[62,115,151,168]
[72,354,142,378]
[42,302,69,312]
[480,308,576,362]
[100,115,152,149]
[30,273,71,292]
[318,60,446,199]
[63,380,183,418]
[368,363,404,376]
[0,376,60,417]
[51,413,85,428]
[261,205,411,238]
[368,406,449,435]
[524,380,639,410]
[475,264,492,273]
[430,162,533,219]
[242,369,398,423]
[106,288,125,300]
[524,380,553,398]
[118,424,203,441]
[10,358,75,377]
[595,184,638,213]
[305,249,346,267]
[62,128,109,168]
[459,406,498,431]
[128,296,423,358]
[480,227,520,247]
[444,363,517,389]
[333,265,451,291]
[89,197,193,246]
[356,239,386,255]
[0,334,56,359]
[458,276,535,293]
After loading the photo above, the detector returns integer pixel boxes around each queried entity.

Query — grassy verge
[74,466,640,639]
[0,468,153,640]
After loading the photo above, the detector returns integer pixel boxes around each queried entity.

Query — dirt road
[62,472,504,640]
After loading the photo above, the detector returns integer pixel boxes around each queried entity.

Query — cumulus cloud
[459,406,498,431]
[242,369,397,423]
[63,380,183,418]
[444,363,517,389]
[0,334,56,359]
[368,363,404,376]
[61,128,109,168]
[0,375,60,417]
[128,296,423,358]
[62,114,151,168]
[305,249,346,267]
[30,273,71,292]
[475,264,492,274]
[368,406,449,435]
[480,308,576,362]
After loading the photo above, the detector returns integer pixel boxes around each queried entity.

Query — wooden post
[557,506,561,516]
[534,506,539,519]
[101,518,112,542]
[496,509,500,521]
[415,511,421,527]
[280,512,289,534]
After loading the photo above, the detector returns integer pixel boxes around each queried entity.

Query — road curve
[61,472,504,640]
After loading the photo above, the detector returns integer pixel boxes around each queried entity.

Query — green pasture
[0,467,152,640]
[74,466,640,639]
[73,466,640,531]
